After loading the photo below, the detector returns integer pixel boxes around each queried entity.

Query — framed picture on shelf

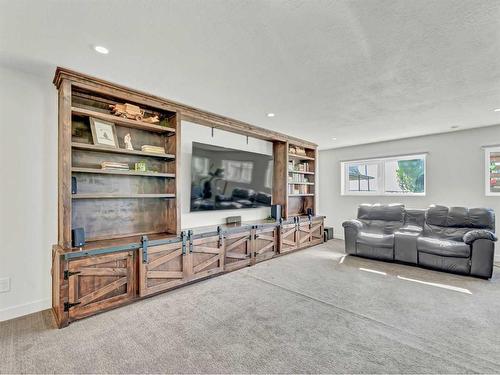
[89,117,119,148]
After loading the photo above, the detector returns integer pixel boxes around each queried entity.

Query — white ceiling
[1,0,499,149]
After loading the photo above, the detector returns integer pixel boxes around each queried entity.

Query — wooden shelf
[72,167,175,178]
[288,193,315,197]
[288,182,315,185]
[288,153,315,161]
[289,170,315,175]
[72,142,175,160]
[72,193,175,199]
[72,106,176,134]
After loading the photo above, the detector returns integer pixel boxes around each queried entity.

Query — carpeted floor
[1,239,500,374]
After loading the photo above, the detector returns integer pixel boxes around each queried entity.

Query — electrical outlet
[0,277,11,293]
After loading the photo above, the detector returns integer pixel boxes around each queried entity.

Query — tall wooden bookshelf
[54,69,181,248]
[272,142,317,219]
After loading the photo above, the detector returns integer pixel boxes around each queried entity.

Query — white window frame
[485,146,500,196]
[341,153,427,196]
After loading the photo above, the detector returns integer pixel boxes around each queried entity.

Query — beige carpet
[1,240,500,374]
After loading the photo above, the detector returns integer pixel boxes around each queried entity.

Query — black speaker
[271,204,281,221]
[72,228,85,248]
[71,177,77,194]
[306,207,314,216]
[324,226,334,241]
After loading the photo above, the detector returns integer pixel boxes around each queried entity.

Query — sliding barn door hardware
[181,231,187,255]
[188,230,194,253]
[141,235,149,264]
[217,226,224,247]
[252,225,259,240]
[63,270,81,280]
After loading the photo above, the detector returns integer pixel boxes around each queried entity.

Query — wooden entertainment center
[51,68,324,327]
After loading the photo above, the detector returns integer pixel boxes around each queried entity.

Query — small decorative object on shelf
[142,115,160,124]
[294,146,306,156]
[141,145,165,154]
[109,103,145,121]
[90,118,119,148]
[289,145,297,155]
[124,133,134,150]
[135,161,147,172]
[101,161,129,171]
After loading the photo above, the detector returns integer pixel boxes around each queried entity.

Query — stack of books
[101,161,129,171]
[141,145,165,154]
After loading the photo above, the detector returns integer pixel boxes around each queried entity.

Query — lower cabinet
[66,251,135,321]
[139,240,187,297]
[279,222,298,253]
[224,230,252,271]
[55,217,324,327]
[254,226,278,263]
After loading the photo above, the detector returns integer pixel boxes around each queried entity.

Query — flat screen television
[190,142,273,212]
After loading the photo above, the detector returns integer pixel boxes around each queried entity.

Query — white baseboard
[0,298,50,322]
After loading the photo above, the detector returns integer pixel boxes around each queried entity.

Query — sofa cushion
[357,232,394,248]
[418,252,470,274]
[426,205,449,226]
[358,203,405,222]
[426,205,495,230]
[469,208,495,229]
[417,237,470,258]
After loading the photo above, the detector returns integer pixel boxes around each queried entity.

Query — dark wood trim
[54,67,316,148]
[58,80,72,248]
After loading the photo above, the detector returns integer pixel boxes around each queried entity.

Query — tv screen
[190,142,273,212]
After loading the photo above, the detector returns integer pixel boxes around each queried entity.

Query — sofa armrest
[342,219,364,231]
[342,220,364,255]
[463,230,497,245]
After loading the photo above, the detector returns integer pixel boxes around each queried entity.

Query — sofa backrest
[357,203,405,234]
[424,205,495,241]
[403,209,426,228]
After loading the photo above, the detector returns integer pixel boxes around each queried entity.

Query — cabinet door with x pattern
[66,251,135,322]
[139,240,187,297]
[254,226,278,263]
[309,218,324,246]
[279,222,297,254]
[224,230,252,272]
[187,234,225,281]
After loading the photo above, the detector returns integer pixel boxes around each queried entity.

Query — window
[191,156,210,179]
[485,146,500,196]
[222,160,254,183]
[264,160,273,189]
[341,154,426,196]
[347,163,379,193]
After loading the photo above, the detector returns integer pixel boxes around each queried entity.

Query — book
[141,145,165,154]
[101,161,129,170]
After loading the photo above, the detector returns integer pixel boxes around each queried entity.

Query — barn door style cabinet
[51,68,324,327]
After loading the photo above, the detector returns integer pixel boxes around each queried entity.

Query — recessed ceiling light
[266,113,275,117]
[332,137,337,140]
[494,108,500,112]
[94,46,109,54]
[451,125,459,129]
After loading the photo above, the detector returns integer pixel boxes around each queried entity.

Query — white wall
[0,65,57,321]
[319,125,500,244]
[181,121,272,228]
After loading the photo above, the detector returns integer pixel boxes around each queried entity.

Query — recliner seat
[343,204,497,278]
